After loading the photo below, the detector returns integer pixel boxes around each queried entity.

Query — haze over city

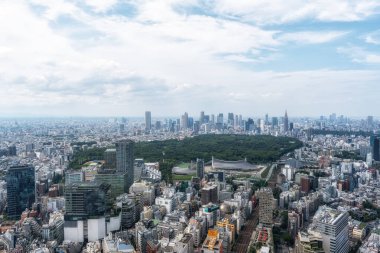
[0,1,380,117]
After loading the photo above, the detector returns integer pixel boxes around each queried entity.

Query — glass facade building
[6,165,36,219]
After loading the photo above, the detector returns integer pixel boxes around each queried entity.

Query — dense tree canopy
[134,134,303,163]
[69,134,303,169]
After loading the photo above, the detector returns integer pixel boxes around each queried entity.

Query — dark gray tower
[116,140,134,191]
[6,165,35,219]
[196,158,204,179]
[145,111,152,131]
[284,110,289,132]
[200,111,205,124]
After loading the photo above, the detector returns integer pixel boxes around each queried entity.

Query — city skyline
[0,1,380,117]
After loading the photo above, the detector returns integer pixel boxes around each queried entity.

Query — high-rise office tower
[6,165,36,219]
[104,148,117,169]
[181,112,189,130]
[196,158,204,179]
[210,114,215,124]
[265,114,269,125]
[312,206,349,253]
[256,187,274,226]
[272,117,279,128]
[371,135,380,161]
[188,117,194,129]
[284,110,289,132]
[193,121,200,133]
[367,116,374,126]
[245,118,254,131]
[259,119,264,133]
[228,113,234,125]
[116,140,134,191]
[145,111,152,131]
[217,113,224,124]
[200,111,205,124]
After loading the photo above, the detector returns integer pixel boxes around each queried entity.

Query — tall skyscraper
[6,165,36,219]
[200,111,205,124]
[145,111,152,131]
[210,114,215,124]
[256,187,273,226]
[217,113,224,124]
[104,148,117,169]
[227,112,234,125]
[196,158,204,179]
[284,110,289,132]
[116,140,134,191]
[371,135,380,161]
[272,117,278,128]
[181,112,189,130]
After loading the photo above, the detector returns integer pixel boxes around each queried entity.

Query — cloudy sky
[0,0,380,118]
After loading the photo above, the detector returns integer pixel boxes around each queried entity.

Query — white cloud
[211,0,380,25]
[278,31,349,44]
[337,46,380,64]
[0,1,378,117]
[83,0,118,13]
[364,30,380,45]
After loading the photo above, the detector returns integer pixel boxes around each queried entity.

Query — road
[265,163,277,182]
[232,206,259,253]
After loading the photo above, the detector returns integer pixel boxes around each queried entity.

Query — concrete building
[116,194,140,229]
[256,187,274,226]
[310,206,349,253]
[201,229,223,253]
[65,171,84,185]
[175,233,194,253]
[134,158,144,181]
[298,231,324,253]
[42,212,64,244]
[201,184,218,205]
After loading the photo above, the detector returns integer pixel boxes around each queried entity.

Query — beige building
[256,187,274,226]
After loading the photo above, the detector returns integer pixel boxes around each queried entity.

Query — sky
[0,0,380,118]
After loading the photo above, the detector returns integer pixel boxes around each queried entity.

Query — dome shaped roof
[220,203,233,214]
